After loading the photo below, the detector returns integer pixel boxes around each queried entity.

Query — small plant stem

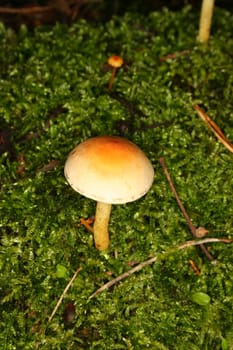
[89,237,231,299]
[93,202,112,250]
[48,267,82,322]
[158,157,214,261]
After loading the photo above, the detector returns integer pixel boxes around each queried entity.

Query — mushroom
[198,0,215,43]
[107,55,124,90]
[64,136,154,250]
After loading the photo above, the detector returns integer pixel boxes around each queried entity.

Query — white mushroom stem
[198,0,215,43]
[93,202,112,250]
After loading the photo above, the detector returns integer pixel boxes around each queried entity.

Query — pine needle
[194,104,233,153]
[159,157,214,261]
[48,267,82,322]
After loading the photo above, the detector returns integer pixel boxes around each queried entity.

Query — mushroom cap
[64,136,154,204]
[108,55,124,68]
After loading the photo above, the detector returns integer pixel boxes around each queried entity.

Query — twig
[178,237,231,249]
[194,104,233,153]
[160,50,190,62]
[48,267,82,322]
[159,157,214,261]
[89,238,231,299]
[188,259,201,276]
[89,257,158,299]
[0,6,52,14]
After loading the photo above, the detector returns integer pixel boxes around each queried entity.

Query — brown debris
[194,104,233,153]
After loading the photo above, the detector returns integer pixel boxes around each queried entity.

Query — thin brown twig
[0,6,53,14]
[158,157,214,261]
[0,1,97,15]
[89,257,159,300]
[160,50,190,62]
[48,267,82,322]
[89,237,231,299]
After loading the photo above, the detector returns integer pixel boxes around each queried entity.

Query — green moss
[0,6,233,349]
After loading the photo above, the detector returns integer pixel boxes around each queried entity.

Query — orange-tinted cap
[64,136,154,204]
[108,55,124,68]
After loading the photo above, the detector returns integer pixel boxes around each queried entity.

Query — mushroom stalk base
[108,68,116,90]
[93,202,112,250]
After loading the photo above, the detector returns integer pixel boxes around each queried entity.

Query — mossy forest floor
[0,6,233,350]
